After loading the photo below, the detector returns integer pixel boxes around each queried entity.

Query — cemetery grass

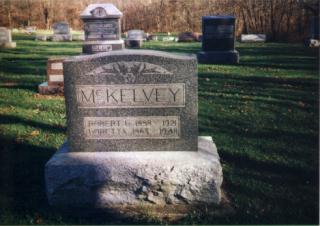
[0,33,318,225]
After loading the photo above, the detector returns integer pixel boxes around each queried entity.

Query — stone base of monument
[38,82,64,95]
[45,136,223,219]
[125,39,143,48]
[52,34,72,42]
[83,40,124,54]
[197,50,239,64]
[0,42,16,48]
[35,34,48,41]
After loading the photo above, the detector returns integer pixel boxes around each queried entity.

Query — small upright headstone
[26,26,37,34]
[125,29,145,48]
[38,57,65,95]
[81,4,124,54]
[198,16,239,64]
[45,49,223,217]
[146,34,158,41]
[0,27,16,48]
[52,22,72,41]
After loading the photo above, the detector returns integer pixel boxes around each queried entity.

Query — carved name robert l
[76,83,185,108]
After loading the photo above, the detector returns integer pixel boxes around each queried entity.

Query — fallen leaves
[30,130,40,136]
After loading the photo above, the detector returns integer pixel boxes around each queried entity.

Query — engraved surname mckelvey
[76,83,185,108]
[84,116,180,139]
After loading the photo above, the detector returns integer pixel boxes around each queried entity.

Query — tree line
[0,0,318,41]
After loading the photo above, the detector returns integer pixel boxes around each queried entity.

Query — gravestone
[35,34,47,41]
[178,32,200,42]
[198,16,239,64]
[306,16,320,48]
[125,29,145,48]
[26,26,37,34]
[38,57,65,94]
[81,4,124,54]
[52,22,72,41]
[45,50,223,218]
[0,27,16,48]
[72,34,85,41]
[146,34,158,41]
[310,16,319,39]
[241,34,266,42]
[162,36,176,41]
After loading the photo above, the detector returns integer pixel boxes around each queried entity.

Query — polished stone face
[202,16,235,51]
[84,19,120,41]
[63,49,198,152]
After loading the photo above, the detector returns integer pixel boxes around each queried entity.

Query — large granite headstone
[45,50,223,218]
[52,22,72,41]
[198,16,239,64]
[65,50,197,152]
[81,4,124,54]
[0,27,16,48]
[125,29,145,48]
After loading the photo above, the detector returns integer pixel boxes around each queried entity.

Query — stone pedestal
[125,39,142,48]
[52,34,72,42]
[198,50,239,64]
[45,136,222,213]
[0,42,16,48]
[38,82,63,95]
[82,40,124,54]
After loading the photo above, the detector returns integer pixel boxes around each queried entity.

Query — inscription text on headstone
[76,83,185,108]
[84,116,180,139]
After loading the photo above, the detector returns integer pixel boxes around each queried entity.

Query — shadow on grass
[199,72,318,87]
[0,136,53,219]
[0,115,66,134]
[0,83,39,93]
[0,135,164,224]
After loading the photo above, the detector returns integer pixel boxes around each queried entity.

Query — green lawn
[0,33,318,225]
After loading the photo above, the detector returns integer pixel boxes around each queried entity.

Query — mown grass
[0,33,318,225]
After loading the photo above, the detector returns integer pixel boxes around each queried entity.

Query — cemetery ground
[0,33,318,225]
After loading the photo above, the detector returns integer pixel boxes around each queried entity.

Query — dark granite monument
[198,16,239,64]
[310,16,320,39]
[81,4,124,54]
[52,22,72,41]
[45,49,223,218]
[125,29,145,48]
[0,27,16,48]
